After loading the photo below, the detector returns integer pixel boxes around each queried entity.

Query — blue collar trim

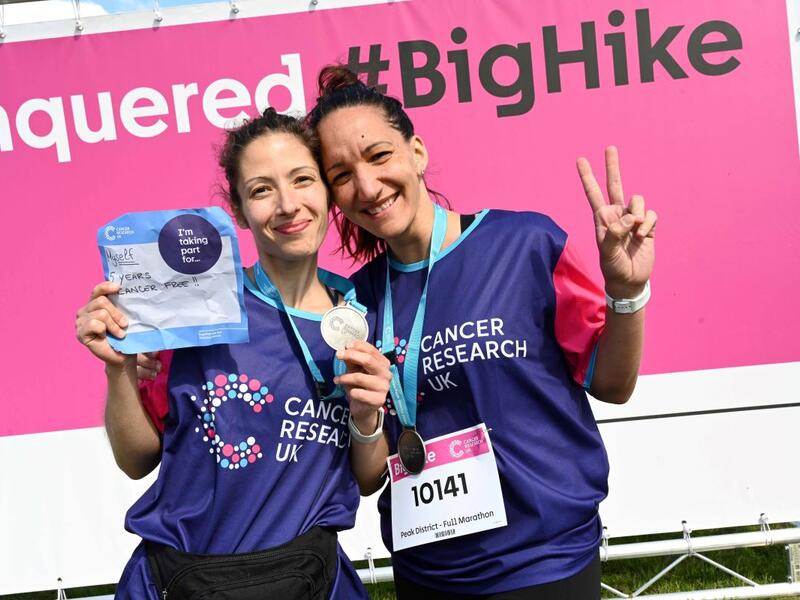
[388,209,490,273]
[243,273,325,322]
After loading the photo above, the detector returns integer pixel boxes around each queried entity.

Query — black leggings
[394,554,601,600]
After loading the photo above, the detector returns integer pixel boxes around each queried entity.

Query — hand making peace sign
[577,146,657,299]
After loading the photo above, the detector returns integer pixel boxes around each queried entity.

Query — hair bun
[317,65,363,97]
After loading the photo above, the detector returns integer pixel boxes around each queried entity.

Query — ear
[230,203,249,230]
[411,134,429,178]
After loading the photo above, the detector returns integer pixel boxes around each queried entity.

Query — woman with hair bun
[75,108,387,599]
[308,66,657,599]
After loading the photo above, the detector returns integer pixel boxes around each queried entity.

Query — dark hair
[307,65,414,140]
[218,107,320,212]
[307,65,447,263]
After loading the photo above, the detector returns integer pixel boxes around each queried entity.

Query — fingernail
[155,361,162,372]
[336,350,344,359]
[621,214,635,227]
[120,317,129,327]
[333,377,340,384]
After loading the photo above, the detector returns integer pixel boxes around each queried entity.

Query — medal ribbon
[382,203,448,429]
[253,262,365,400]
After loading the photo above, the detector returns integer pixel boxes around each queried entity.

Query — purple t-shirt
[118,278,367,599]
[351,210,609,594]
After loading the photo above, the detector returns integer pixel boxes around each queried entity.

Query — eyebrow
[242,165,317,187]
[325,141,392,174]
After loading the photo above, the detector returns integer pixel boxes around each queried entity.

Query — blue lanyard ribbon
[382,204,448,429]
[252,262,365,400]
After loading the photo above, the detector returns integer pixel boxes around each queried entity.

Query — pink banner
[1,0,798,437]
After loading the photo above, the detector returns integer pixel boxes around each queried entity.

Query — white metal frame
[0,0,402,43]
[350,522,800,598]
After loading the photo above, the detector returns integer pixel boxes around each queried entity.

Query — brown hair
[307,65,447,263]
[218,107,320,212]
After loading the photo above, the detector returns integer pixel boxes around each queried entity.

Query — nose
[351,166,382,203]
[275,187,299,215]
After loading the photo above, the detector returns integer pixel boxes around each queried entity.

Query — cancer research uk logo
[449,432,486,459]
[449,439,465,458]
[193,372,274,471]
[104,224,135,241]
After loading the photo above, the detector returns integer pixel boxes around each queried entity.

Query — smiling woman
[223,126,330,277]
[321,103,429,263]
[307,65,656,599]
[74,107,394,600]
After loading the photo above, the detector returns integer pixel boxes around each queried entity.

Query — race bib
[388,423,507,551]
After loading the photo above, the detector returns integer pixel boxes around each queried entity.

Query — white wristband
[348,409,385,444]
[605,280,651,314]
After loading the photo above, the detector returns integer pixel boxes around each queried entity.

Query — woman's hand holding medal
[334,341,391,434]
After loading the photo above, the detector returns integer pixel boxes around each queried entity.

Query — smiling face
[317,105,430,245]
[232,132,329,263]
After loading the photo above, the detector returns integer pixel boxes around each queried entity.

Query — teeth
[367,195,396,215]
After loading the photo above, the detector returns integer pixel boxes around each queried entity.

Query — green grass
[3,529,798,600]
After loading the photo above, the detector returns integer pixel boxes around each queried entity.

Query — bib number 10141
[411,473,468,506]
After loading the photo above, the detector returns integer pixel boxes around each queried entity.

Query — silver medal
[320,304,369,350]
[397,428,426,475]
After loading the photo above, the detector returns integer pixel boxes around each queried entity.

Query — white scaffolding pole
[604,527,800,561]
[347,525,800,596]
